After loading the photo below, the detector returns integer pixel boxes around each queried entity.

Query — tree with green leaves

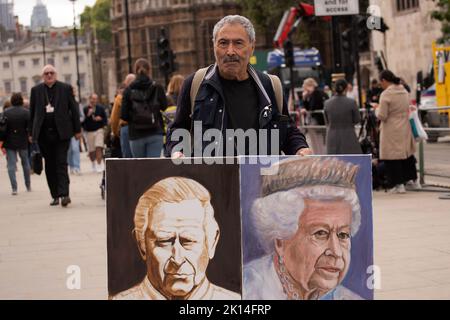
[431,0,450,44]
[80,0,112,43]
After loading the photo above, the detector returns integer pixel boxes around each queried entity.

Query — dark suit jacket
[3,105,30,150]
[29,81,81,142]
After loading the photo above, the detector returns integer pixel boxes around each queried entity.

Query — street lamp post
[69,0,82,104]
[40,27,46,65]
[124,0,132,73]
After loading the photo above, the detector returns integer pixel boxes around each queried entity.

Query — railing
[292,108,450,189]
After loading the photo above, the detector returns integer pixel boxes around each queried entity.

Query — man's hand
[94,116,102,122]
[74,133,82,140]
[296,147,313,157]
[171,151,185,159]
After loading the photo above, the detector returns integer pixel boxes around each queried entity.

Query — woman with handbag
[1,93,31,195]
[120,58,168,158]
[375,70,417,194]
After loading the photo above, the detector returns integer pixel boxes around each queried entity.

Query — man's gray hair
[251,157,362,254]
[212,15,256,43]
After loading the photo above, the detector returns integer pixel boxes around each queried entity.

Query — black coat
[29,81,81,142]
[3,105,30,150]
[165,65,308,156]
[121,74,168,140]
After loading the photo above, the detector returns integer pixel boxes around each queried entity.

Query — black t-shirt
[220,75,259,131]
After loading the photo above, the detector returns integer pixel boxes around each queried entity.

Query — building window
[63,56,70,64]
[117,2,122,14]
[141,29,148,56]
[32,75,41,85]
[3,61,10,69]
[47,57,55,66]
[18,60,25,68]
[78,55,84,63]
[20,78,27,93]
[64,74,72,85]
[396,0,419,12]
[80,73,86,89]
[4,81,11,94]
[32,58,40,66]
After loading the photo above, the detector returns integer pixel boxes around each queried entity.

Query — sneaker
[12,190,18,196]
[397,184,406,194]
[96,162,104,173]
[50,198,60,206]
[91,161,96,173]
[26,186,31,192]
[387,186,399,194]
[73,168,81,176]
[407,180,422,189]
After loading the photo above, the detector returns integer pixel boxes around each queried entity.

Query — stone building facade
[0,34,95,104]
[110,0,241,85]
[370,0,442,94]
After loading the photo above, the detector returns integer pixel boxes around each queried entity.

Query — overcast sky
[14,0,97,27]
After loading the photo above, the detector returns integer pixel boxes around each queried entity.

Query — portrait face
[89,94,98,106]
[277,198,352,298]
[143,199,212,299]
[42,66,57,86]
[214,23,255,81]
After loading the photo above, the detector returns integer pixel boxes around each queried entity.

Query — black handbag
[30,143,43,175]
[0,113,7,140]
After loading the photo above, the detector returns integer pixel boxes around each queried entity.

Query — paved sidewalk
[0,152,107,299]
[0,153,449,299]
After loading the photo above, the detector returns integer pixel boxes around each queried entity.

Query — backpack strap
[190,66,210,116]
[268,74,283,114]
[189,67,284,116]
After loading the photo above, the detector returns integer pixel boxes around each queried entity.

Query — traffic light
[157,28,176,75]
[283,39,294,68]
[341,28,353,54]
[356,15,370,52]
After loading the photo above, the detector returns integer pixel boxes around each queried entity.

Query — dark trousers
[384,155,418,188]
[39,128,70,199]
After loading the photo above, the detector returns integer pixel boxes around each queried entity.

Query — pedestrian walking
[1,93,31,195]
[301,77,327,154]
[29,64,81,206]
[82,93,107,173]
[324,79,362,155]
[121,58,167,158]
[110,73,136,158]
[375,70,417,194]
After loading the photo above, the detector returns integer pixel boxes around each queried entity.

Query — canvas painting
[240,155,374,300]
[106,158,242,300]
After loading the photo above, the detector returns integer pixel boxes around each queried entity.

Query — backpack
[189,66,284,117]
[0,113,7,141]
[130,82,161,130]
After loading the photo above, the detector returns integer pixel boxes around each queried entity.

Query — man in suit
[29,65,81,206]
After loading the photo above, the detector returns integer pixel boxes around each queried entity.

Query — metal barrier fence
[292,107,450,189]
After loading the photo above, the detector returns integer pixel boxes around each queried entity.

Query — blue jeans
[67,137,80,170]
[120,126,133,158]
[6,148,31,191]
[129,134,163,158]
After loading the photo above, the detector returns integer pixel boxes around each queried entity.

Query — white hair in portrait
[251,182,361,254]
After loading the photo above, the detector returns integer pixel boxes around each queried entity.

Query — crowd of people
[0,14,422,206]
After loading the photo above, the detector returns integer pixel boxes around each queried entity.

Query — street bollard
[419,139,425,185]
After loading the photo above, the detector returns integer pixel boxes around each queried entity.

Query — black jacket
[165,64,308,156]
[82,104,107,132]
[29,81,81,141]
[121,74,168,140]
[3,105,30,150]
